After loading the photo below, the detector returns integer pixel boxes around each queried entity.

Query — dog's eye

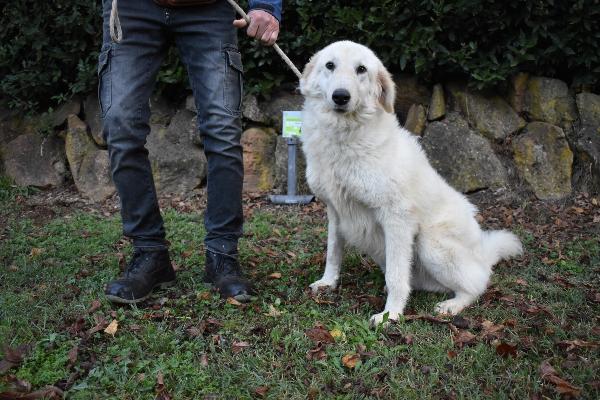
[356,65,367,74]
[325,61,335,71]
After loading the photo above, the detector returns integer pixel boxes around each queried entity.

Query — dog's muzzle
[332,88,351,113]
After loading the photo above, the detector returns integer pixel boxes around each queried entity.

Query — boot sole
[105,280,176,304]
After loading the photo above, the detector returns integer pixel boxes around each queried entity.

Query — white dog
[299,41,523,326]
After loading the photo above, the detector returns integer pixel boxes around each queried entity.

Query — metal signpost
[269,111,314,205]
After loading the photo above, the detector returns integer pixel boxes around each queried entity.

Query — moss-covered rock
[3,132,67,188]
[522,77,577,129]
[146,110,207,196]
[65,115,115,202]
[403,104,427,136]
[242,127,276,192]
[427,84,445,121]
[512,122,573,200]
[572,92,600,193]
[421,113,507,193]
[447,83,525,140]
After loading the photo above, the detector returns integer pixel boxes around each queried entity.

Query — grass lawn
[1,179,599,399]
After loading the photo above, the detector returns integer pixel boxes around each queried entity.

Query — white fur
[299,41,523,326]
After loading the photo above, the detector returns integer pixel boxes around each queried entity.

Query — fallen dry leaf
[29,248,44,257]
[197,291,211,301]
[0,385,64,399]
[87,299,102,314]
[453,330,477,348]
[557,339,599,352]
[305,325,335,344]
[67,344,78,366]
[539,359,581,397]
[0,344,32,374]
[200,353,209,367]
[341,353,360,369]
[155,371,171,400]
[231,341,251,354]
[306,343,327,361]
[254,386,269,398]
[104,319,118,336]
[267,272,282,279]
[264,304,283,317]
[226,297,242,306]
[495,342,518,358]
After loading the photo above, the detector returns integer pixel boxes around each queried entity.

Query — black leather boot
[204,250,255,302]
[105,249,176,304]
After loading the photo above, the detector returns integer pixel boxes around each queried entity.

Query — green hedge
[1,0,599,112]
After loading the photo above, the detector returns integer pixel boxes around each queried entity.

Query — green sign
[282,111,302,138]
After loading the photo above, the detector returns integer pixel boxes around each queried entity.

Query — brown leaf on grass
[0,386,64,399]
[453,330,477,348]
[447,350,458,359]
[231,341,251,354]
[451,315,472,329]
[0,344,32,374]
[200,353,209,367]
[341,353,360,369]
[404,314,449,325]
[226,297,242,306]
[4,374,31,393]
[479,320,505,340]
[264,304,283,317]
[155,371,171,400]
[254,386,270,398]
[495,342,518,358]
[29,248,44,257]
[67,344,78,366]
[86,316,108,336]
[306,343,327,361]
[87,300,102,314]
[557,340,599,352]
[104,319,118,336]
[539,359,581,397]
[267,272,282,279]
[305,324,335,344]
[545,362,582,393]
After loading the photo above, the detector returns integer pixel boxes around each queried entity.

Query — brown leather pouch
[154,0,217,7]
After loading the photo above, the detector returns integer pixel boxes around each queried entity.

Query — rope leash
[109,0,302,79]
[224,0,301,79]
[109,0,123,43]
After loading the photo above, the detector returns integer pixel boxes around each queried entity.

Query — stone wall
[1,73,599,202]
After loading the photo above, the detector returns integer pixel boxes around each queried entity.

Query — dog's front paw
[309,279,338,293]
[434,299,466,315]
[369,311,400,327]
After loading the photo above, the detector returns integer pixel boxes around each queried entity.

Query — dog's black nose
[332,89,351,105]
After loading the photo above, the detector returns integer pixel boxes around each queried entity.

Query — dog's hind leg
[310,204,345,293]
[418,236,490,315]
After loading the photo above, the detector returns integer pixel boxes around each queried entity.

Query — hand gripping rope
[109,0,302,79]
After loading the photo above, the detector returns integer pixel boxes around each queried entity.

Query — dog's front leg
[310,204,345,293]
[370,217,416,327]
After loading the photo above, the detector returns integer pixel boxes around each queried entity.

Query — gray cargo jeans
[99,0,244,254]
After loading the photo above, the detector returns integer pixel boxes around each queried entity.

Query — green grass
[1,187,599,399]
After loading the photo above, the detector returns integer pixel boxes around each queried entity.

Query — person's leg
[171,2,252,300]
[101,0,169,249]
[100,0,175,303]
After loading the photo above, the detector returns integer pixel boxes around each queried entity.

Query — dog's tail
[481,230,523,266]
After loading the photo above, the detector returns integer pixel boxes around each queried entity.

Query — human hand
[233,10,279,46]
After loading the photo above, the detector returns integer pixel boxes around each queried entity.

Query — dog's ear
[377,66,396,113]
[299,55,318,96]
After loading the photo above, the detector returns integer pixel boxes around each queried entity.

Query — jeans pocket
[223,48,244,115]
[98,43,112,118]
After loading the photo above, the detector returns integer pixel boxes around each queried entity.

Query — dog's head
[300,41,396,116]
